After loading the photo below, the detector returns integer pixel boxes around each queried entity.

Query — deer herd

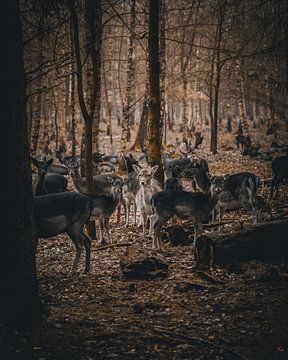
[32,136,288,275]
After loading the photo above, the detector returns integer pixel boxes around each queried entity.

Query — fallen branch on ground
[93,242,133,251]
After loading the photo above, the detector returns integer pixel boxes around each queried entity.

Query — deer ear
[47,159,53,167]
[106,176,114,184]
[151,165,159,176]
[206,173,212,180]
[132,164,140,174]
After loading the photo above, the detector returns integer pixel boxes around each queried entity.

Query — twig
[183,220,234,229]
[152,327,249,360]
[93,242,133,251]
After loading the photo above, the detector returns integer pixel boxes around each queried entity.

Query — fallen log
[196,220,288,266]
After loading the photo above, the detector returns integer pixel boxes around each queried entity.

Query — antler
[180,132,204,156]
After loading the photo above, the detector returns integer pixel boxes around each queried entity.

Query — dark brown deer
[34,192,92,275]
[210,172,260,226]
[32,158,67,196]
[151,180,223,252]
[270,156,288,196]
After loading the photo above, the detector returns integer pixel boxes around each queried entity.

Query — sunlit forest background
[23,0,288,158]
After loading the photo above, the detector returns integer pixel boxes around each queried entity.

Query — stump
[166,225,192,246]
[120,244,169,280]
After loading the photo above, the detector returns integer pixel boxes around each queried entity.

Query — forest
[1,0,288,359]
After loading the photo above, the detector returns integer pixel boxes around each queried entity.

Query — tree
[208,0,227,154]
[147,0,164,186]
[121,0,136,151]
[69,0,102,237]
[1,0,42,329]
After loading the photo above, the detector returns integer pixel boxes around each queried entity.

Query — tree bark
[130,93,148,152]
[235,59,249,137]
[30,30,44,158]
[121,0,136,151]
[197,220,288,267]
[1,0,42,329]
[147,0,164,186]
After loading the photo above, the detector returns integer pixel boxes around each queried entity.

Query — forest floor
[2,128,288,360]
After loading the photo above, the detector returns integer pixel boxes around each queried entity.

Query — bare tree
[147,0,164,186]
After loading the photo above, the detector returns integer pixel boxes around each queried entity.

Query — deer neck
[209,191,219,210]
[71,169,87,193]
[111,189,122,206]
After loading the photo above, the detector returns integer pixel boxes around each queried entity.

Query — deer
[89,177,124,244]
[34,191,92,275]
[151,177,223,253]
[67,159,123,227]
[181,158,210,193]
[67,159,122,196]
[179,131,204,156]
[235,134,252,151]
[270,156,288,196]
[210,172,260,227]
[122,154,141,227]
[163,164,184,191]
[32,158,68,196]
[35,177,124,275]
[134,165,162,238]
[55,148,78,166]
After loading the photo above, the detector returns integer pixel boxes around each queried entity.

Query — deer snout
[214,186,222,194]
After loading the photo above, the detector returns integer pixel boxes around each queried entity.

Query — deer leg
[117,204,121,223]
[218,207,225,231]
[142,214,147,239]
[212,206,219,223]
[192,178,197,192]
[137,213,144,228]
[133,200,137,226]
[81,231,91,273]
[125,203,130,227]
[270,175,276,197]
[148,214,156,237]
[99,218,105,244]
[275,175,282,196]
[104,218,111,243]
[67,230,83,276]
[193,220,201,261]
[152,215,169,250]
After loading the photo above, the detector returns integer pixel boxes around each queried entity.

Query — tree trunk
[91,1,102,154]
[69,0,102,237]
[235,59,249,137]
[159,0,166,145]
[30,32,44,158]
[103,46,113,147]
[147,0,164,186]
[209,1,226,154]
[1,0,42,329]
[121,0,136,151]
[130,93,148,152]
[197,220,288,267]
[71,59,77,157]
[51,86,59,151]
